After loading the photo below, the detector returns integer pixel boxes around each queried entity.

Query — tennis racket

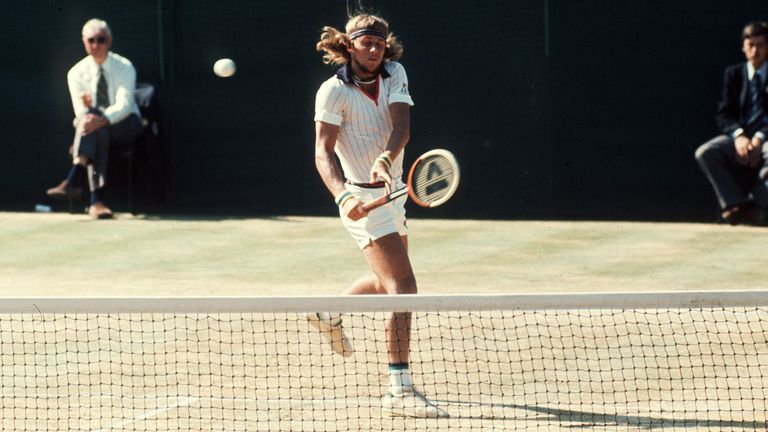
[362,149,460,211]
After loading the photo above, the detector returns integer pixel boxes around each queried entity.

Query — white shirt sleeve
[102,56,137,124]
[314,80,345,125]
[67,64,89,120]
[386,62,414,106]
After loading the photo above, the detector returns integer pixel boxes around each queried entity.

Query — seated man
[695,21,768,226]
[47,18,142,219]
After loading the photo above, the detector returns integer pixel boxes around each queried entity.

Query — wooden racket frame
[361,149,459,211]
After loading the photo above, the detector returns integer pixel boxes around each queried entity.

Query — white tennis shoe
[306,312,354,357]
[381,388,449,418]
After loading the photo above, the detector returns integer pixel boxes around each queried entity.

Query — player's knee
[382,274,417,295]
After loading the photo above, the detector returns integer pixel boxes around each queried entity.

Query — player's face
[348,35,386,76]
[743,35,768,68]
[82,30,112,63]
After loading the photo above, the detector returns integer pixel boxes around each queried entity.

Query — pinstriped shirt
[315,61,414,184]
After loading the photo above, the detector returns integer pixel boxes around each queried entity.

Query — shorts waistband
[346,179,386,188]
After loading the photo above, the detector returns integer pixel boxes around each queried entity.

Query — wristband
[335,191,352,206]
[338,194,354,207]
[376,152,393,170]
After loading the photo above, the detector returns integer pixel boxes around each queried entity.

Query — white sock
[388,363,413,395]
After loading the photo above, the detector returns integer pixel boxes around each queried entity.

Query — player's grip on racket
[362,149,460,212]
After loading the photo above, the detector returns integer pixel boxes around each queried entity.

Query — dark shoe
[88,202,113,220]
[46,180,82,200]
[721,202,766,226]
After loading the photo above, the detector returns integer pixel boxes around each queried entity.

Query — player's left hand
[341,197,368,221]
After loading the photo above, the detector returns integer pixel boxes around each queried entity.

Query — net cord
[0,290,765,314]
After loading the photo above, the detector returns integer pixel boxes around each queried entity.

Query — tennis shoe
[381,388,449,418]
[306,312,354,357]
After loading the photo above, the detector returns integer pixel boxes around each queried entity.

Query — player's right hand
[341,198,368,221]
[370,159,393,193]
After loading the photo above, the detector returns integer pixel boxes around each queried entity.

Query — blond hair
[316,14,403,65]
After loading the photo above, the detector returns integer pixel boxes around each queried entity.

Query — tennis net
[1,291,766,431]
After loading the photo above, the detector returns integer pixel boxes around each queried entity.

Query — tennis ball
[213,58,236,78]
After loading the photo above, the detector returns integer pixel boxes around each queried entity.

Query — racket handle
[361,187,408,212]
[361,195,390,212]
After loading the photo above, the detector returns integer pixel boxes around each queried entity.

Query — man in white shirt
[46,18,142,219]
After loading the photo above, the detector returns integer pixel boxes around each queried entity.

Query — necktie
[96,66,109,109]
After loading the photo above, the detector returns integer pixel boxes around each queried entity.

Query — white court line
[91,396,198,432]
[84,394,387,431]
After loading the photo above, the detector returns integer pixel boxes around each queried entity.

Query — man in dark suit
[695,21,768,225]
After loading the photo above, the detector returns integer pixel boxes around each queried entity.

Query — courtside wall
[3,0,766,220]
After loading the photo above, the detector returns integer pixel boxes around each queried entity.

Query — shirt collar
[335,62,390,84]
[88,51,112,71]
[747,62,767,81]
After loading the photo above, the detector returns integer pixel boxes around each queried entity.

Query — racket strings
[411,155,457,203]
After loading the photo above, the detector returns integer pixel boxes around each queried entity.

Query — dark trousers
[74,112,142,191]
[694,134,768,209]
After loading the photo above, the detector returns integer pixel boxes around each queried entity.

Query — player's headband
[348,27,388,40]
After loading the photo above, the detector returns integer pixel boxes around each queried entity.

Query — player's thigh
[362,233,416,294]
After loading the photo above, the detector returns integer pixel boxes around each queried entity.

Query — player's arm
[315,121,367,221]
[370,102,410,188]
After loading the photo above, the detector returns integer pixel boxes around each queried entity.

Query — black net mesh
[1,308,767,431]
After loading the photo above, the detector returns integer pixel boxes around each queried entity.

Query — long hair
[316,14,403,65]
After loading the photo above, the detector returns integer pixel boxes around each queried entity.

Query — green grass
[0,212,766,296]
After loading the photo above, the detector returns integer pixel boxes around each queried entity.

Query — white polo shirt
[314,61,414,184]
[67,51,141,124]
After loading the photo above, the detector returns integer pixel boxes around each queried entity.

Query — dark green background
[3,1,766,220]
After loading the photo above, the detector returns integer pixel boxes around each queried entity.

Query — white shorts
[339,180,408,249]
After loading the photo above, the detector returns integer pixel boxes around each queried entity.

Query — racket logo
[425,162,449,196]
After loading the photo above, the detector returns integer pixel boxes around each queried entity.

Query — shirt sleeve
[386,62,414,106]
[314,80,345,126]
[67,66,89,120]
[102,60,137,124]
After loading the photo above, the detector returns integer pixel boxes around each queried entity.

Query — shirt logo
[400,83,409,94]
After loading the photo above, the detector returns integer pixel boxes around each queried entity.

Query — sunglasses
[86,36,108,44]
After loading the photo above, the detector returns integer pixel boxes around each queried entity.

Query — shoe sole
[306,313,353,357]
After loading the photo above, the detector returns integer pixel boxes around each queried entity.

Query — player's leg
[363,233,448,418]
[308,234,408,357]
[343,235,410,296]
[361,232,415,365]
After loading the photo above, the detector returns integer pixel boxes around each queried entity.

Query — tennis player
[311,14,448,419]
